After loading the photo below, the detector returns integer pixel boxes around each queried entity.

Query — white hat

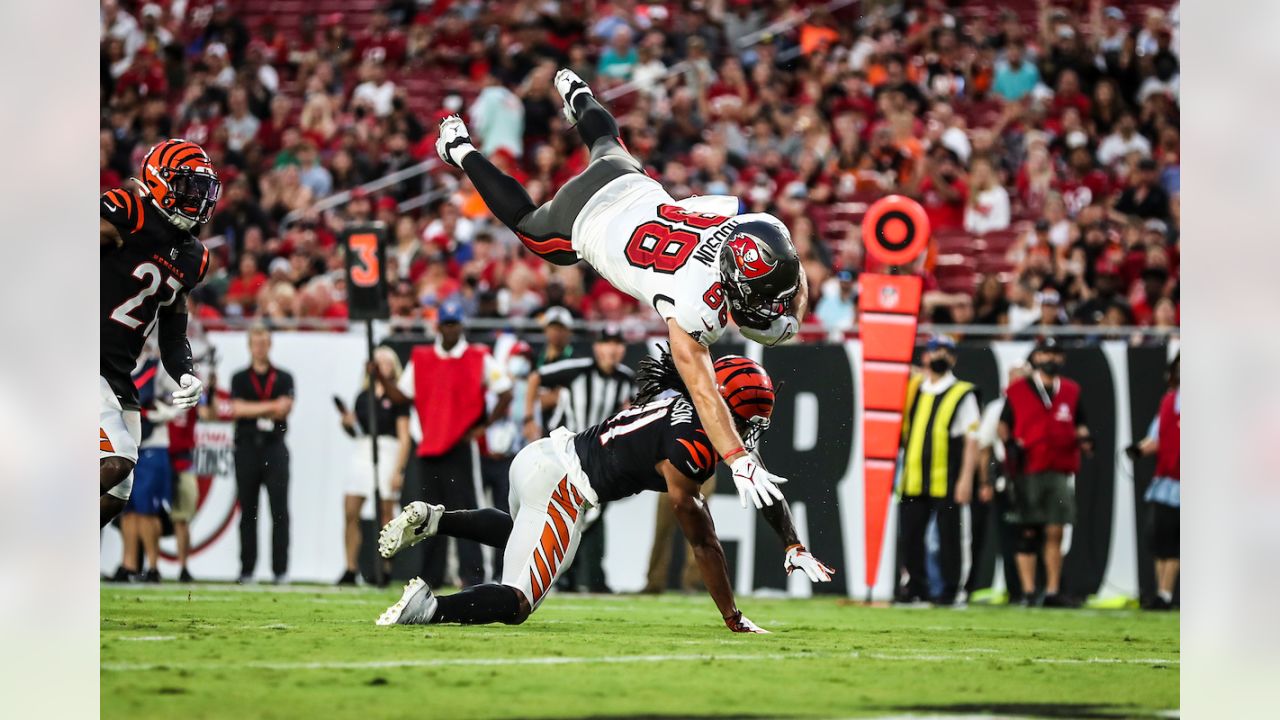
[540,306,574,329]
[940,127,971,164]
[268,257,292,275]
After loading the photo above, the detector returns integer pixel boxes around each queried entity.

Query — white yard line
[101,649,1178,673]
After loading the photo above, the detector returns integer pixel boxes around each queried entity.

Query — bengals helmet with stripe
[714,355,775,448]
[137,138,221,231]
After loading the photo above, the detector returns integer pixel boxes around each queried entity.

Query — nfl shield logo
[879,285,899,309]
[170,247,180,260]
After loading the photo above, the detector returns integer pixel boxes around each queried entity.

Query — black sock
[460,153,536,229]
[572,94,620,148]
[432,583,523,625]
[437,508,513,548]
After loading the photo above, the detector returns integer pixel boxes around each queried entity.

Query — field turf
[102,584,1178,719]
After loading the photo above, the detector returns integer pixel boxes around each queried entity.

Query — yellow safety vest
[900,377,974,498]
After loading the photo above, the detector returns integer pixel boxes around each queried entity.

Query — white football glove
[724,610,769,634]
[729,454,787,509]
[738,314,798,347]
[171,373,204,409]
[785,545,836,583]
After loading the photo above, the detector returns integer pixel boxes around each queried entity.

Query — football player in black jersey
[375,351,834,633]
[101,139,219,527]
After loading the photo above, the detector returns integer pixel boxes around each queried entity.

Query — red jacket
[1006,376,1083,474]
[1155,390,1180,480]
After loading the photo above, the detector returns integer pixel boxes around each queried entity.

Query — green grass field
[102,584,1178,719]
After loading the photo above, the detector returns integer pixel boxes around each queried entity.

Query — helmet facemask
[157,166,221,229]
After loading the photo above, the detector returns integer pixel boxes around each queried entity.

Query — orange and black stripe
[102,187,144,234]
[197,246,211,282]
[677,437,714,473]
[526,476,585,605]
[714,355,775,423]
[99,428,114,453]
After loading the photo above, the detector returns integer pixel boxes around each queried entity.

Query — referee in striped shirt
[527,324,634,592]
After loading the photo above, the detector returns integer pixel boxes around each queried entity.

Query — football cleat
[554,68,593,124]
[376,577,439,626]
[435,115,475,169]
[378,501,444,559]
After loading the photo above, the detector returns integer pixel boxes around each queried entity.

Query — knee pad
[1017,525,1044,554]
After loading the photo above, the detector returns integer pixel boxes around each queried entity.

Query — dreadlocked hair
[633,343,689,405]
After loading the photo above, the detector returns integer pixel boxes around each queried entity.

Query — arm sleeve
[975,401,1002,450]
[277,371,296,397]
[484,353,513,394]
[397,361,415,400]
[1075,400,1088,430]
[100,188,143,235]
[952,392,982,438]
[157,298,195,380]
[665,422,718,483]
[1000,399,1014,427]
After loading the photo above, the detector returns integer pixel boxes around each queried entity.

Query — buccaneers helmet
[714,355,775,448]
[718,215,801,329]
[137,139,221,231]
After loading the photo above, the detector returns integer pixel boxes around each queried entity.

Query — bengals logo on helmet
[713,355,775,428]
[727,234,777,280]
[138,138,221,229]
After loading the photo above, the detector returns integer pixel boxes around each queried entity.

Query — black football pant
[459,94,642,265]
[419,441,486,587]
[235,441,290,578]
[897,495,962,603]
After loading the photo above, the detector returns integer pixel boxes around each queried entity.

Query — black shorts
[1150,503,1179,559]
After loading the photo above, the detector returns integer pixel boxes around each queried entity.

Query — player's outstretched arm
[157,298,204,409]
[660,461,767,633]
[666,321,744,455]
[760,499,835,583]
[668,320,788,509]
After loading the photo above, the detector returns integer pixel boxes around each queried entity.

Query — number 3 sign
[342,224,390,320]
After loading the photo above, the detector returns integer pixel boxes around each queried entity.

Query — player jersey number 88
[571,173,744,347]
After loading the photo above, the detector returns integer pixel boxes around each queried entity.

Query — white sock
[1157,590,1173,603]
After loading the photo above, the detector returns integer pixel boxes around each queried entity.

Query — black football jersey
[573,395,720,503]
[101,187,209,408]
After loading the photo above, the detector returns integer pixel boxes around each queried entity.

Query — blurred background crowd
[101,0,1180,340]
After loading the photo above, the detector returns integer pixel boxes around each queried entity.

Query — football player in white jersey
[435,69,805,510]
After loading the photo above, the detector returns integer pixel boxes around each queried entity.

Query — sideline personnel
[896,335,980,605]
[379,300,513,587]
[999,338,1093,607]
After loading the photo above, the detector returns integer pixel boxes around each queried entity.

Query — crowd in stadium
[100,0,1180,338]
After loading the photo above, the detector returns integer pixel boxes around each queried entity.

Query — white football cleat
[378,501,444,559]
[554,68,593,124]
[376,577,438,626]
[435,115,475,168]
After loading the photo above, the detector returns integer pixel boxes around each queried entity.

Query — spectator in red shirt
[354,9,406,66]
[226,254,268,315]
[1050,69,1091,120]
[912,145,968,233]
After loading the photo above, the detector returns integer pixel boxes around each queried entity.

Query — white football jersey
[571,173,743,346]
